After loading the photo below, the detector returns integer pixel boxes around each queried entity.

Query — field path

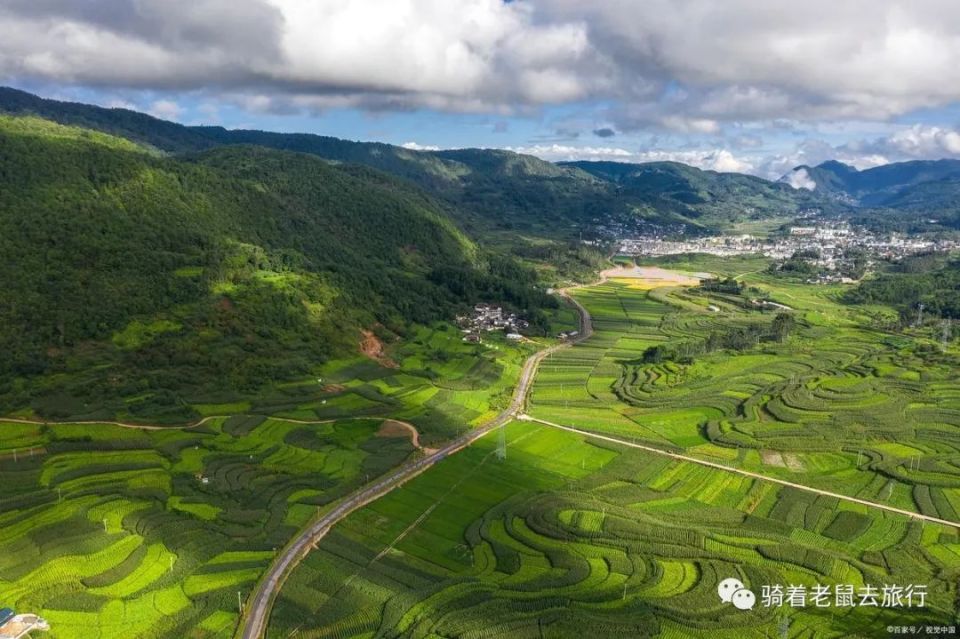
[235,281,598,639]
[520,415,960,530]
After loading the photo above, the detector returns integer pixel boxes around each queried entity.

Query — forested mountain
[0,86,824,235]
[0,87,617,236]
[845,255,960,320]
[0,114,553,421]
[781,159,960,230]
[562,160,828,228]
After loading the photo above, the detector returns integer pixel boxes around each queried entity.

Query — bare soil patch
[783,453,805,472]
[761,450,786,467]
[360,329,398,368]
[377,419,422,449]
[601,265,710,289]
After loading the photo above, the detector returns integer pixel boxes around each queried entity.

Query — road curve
[236,285,595,639]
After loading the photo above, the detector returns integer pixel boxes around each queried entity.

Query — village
[456,304,530,344]
[617,222,960,282]
[0,607,49,639]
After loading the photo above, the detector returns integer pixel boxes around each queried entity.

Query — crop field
[527,261,960,522]
[256,324,542,445]
[268,258,960,637]
[0,416,424,639]
[268,421,958,638]
[0,319,546,638]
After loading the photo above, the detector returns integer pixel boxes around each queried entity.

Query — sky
[4,0,960,179]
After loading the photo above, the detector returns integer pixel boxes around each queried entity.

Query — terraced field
[0,324,544,638]
[268,258,960,637]
[0,417,421,638]
[267,422,957,638]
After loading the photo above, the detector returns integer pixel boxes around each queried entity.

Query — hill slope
[1,86,825,235]
[0,114,551,421]
[563,160,827,228]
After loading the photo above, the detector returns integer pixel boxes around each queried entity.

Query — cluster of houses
[457,304,529,344]
[0,607,49,639]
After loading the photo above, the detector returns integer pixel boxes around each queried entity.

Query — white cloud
[507,144,754,174]
[784,168,817,190]
[6,0,960,126]
[630,149,754,173]
[505,144,633,162]
[148,99,182,120]
[400,141,440,151]
[872,125,960,157]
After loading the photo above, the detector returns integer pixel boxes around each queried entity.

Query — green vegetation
[0,86,850,239]
[0,314,551,638]
[269,257,960,638]
[268,422,956,638]
[0,114,554,422]
[565,160,835,230]
[845,257,960,321]
[0,417,417,639]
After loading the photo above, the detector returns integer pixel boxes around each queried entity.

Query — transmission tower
[942,319,952,351]
[497,423,506,460]
[915,302,925,328]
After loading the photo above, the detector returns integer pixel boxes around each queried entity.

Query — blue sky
[5,1,960,179]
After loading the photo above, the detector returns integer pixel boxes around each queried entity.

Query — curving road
[236,286,595,639]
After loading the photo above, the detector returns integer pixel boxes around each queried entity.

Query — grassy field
[267,422,957,638]
[0,416,421,638]
[0,320,549,638]
[268,256,960,638]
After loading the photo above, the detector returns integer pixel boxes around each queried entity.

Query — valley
[0,89,958,639]
[263,259,960,639]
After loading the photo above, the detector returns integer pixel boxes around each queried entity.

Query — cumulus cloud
[400,141,441,151]
[5,0,960,126]
[629,149,754,173]
[755,124,960,179]
[0,0,605,112]
[784,168,817,190]
[857,124,960,157]
[507,144,754,173]
[148,99,182,120]
[506,144,633,162]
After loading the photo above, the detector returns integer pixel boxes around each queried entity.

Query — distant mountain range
[0,85,958,419]
[781,159,960,225]
[0,86,834,235]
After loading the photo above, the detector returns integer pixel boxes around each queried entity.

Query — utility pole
[943,319,952,351]
[238,591,243,614]
[103,518,108,533]
[915,303,925,328]
[497,424,506,461]
[856,449,862,468]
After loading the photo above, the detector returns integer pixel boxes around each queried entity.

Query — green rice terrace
[0,324,549,639]
[265,256,960,638]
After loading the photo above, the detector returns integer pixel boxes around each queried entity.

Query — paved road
[521,415,960,530]
[236,286,595,639]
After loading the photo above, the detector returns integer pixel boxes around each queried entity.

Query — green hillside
[0,115,552,422]
[0,87,821,236]
[564,160,830,228]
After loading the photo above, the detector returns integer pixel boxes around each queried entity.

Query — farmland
[0,323,544,638]
[267,257,960,637]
